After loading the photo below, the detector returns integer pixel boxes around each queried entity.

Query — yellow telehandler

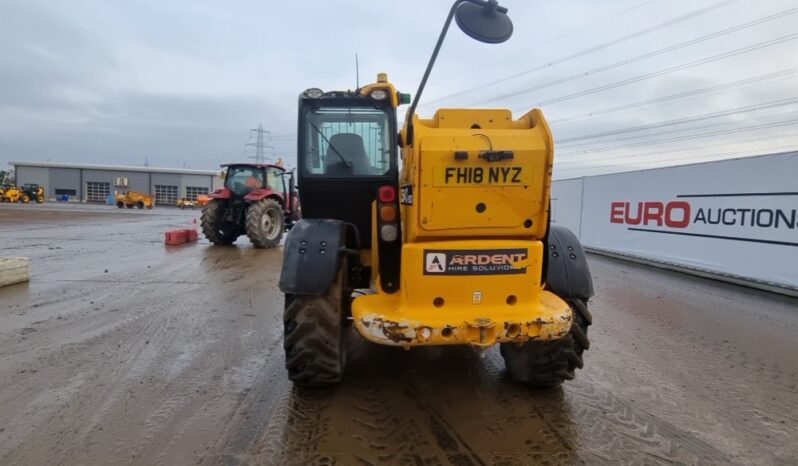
[279,0,593,387]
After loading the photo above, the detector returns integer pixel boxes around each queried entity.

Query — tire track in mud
[248,339,732,466]
[209,337,289,466]
[482,350,730,465]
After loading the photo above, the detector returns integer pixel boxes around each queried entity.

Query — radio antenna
[355,53,360,89]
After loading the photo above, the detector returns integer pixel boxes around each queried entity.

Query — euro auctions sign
[566,152,798,290]
[609,195,798,247]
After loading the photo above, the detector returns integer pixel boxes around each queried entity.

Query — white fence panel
[553,152,798,291]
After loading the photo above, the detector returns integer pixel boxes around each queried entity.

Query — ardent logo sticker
[425,253,447,273]
[423,249,529,275]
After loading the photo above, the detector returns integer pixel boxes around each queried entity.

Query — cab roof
[220,162,285,171]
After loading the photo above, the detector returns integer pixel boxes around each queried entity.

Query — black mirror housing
[455,0,513,44]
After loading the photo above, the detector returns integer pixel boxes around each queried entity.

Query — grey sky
[1,0,796,178]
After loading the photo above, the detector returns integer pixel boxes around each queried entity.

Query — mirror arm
[405,0,505,145]
[405,0,463,146]
[405,0,507,145]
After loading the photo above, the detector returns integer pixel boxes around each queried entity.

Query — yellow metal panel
[401,108,553,241]
[352,239,572,347]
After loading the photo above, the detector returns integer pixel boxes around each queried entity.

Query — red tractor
[201,163,300,248]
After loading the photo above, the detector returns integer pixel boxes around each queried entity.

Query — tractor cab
[224,164,286,197]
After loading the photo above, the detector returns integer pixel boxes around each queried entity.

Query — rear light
[378,185,396,203]
[379,205,397,222]
[380,224,398,242]
[377,185,399,242]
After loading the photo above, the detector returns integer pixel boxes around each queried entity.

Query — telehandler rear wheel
[500,298,591,387]
[201,199,238,245]
[245,198,284,248]
[283,270,346,387]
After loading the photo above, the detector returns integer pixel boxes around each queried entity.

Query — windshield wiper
[308,120,351,168]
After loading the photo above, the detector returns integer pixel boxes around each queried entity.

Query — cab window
[304,107,391,176]
[225,167,262,195]
[265,167,283,192]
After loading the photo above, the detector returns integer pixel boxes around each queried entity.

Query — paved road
[0,205,796,465]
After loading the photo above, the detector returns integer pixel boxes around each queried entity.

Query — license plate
[433,165,530,187]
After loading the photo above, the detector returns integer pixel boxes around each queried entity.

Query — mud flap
[279,219,347,296]
[545,225,594,299]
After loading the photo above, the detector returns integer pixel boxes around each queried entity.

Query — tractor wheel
[36,196,44,204]
[283,270,346,387]
[201,199,238,246]
[500,298,591,387]
[21,194,30,204]
[116,201,124,208]
[136,201,144,209]
[245,198,284,248]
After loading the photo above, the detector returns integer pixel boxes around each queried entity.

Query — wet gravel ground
[0,203,796,465]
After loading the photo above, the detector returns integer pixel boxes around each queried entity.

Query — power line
[422,0,738,107]
[215,141,248,165]
[554,142,798,176]
[472,6,798,107]
[526,32,798,108]
[428,0,663,86]
[556,108,798,152]
[548,68,798,124]
[557,117,798,157]
[218,147,249,165]
[557,112,770,149]
[556,130,798,166]
[557,97,798,144]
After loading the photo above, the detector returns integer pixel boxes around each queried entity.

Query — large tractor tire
[283,270,346,387]
[201,199,238,246]
[500,298,591,387]
[245,198,284,248]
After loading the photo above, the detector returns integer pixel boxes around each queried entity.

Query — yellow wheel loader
[177,198,196,209]
[115,191,154,209]
[279,0,593,387]
[2,184,44,203]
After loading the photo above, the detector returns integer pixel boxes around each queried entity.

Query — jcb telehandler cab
[279,0,593,387]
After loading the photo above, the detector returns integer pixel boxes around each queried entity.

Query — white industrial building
[11,161,223,205]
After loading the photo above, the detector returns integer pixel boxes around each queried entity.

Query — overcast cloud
[1,0,796,178]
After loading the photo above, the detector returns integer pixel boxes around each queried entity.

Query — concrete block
[0,257,30,287]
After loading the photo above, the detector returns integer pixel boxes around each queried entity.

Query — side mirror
[455,0,513,44]
[405,0,513,144]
